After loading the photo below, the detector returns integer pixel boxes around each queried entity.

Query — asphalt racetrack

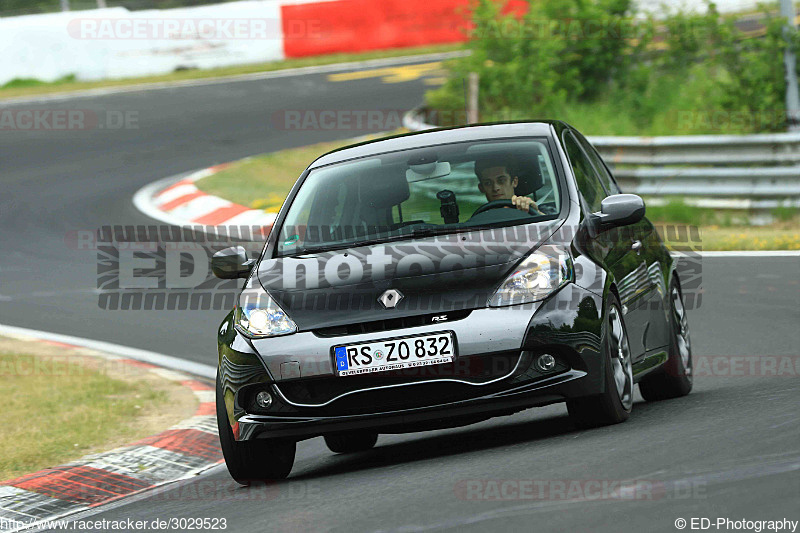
[1,57,798,532]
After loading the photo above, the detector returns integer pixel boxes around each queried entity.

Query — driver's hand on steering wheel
[511,195,542,214]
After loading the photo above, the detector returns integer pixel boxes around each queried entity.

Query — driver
[475,157,543,214]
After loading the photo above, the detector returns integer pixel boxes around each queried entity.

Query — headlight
[489,245,573,307]
[235,283,297,338]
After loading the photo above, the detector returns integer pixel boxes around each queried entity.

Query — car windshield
[276,138,562,256]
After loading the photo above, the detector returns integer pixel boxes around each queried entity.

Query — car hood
[256,221,564,331]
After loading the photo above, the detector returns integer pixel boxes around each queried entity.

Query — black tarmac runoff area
[0,56,798,533]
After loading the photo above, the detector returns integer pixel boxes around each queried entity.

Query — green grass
[556,66,734,136]
[0,44,461,100]
[0,350,168,480]
[643,198,751,227]
[646,198,800,250]
[2,74,76,89]
[427,60,775,135]
[658,226,800,251]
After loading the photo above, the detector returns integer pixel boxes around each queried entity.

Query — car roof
[308,121,569,169]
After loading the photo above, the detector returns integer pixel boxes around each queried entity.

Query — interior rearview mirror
[211,246,253,279]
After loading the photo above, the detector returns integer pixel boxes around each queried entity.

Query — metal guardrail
[588,133,800,166]
[403,108,800,210]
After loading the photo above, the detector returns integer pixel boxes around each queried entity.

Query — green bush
[716,10,800,132]
[426,0,800,134]
[771,205,799,222]
[427,0,640,122]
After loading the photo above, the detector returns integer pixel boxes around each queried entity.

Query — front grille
[313,310,472,337]
[318,381,497,415]
[275,351,521,413]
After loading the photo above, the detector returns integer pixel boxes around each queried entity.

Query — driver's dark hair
[474,155,517,180]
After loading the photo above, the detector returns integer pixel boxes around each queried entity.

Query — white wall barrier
[0,1,287,86]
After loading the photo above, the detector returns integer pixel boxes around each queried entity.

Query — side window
[574,131,620,195]
[563,132,606,213]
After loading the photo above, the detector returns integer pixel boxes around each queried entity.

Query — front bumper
[217,283,606,441]
[238,370,586,439]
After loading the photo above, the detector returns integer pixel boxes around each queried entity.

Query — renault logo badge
[378,289,403,309]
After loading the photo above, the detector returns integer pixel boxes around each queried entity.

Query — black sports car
[212,121,693,483]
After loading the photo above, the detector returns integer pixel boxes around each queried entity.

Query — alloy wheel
[608,304,633,410]
[671,286,692,383]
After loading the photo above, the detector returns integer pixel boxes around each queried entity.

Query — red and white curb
[0,327,221,532]
[132,162,277,238]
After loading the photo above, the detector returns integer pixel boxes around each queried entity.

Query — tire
[324,432,379,454]
[639,278,693,401]
[567,294,633,428]
[216,373,295,484]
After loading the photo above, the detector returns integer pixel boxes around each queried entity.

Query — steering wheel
[471,199,538,217]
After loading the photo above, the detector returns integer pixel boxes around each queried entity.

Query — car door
[563,130,648,361]
[573,131,670,352]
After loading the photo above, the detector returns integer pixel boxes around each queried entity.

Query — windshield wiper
[286,225,505,257]
[409,225,497,238]
[291,232,418,255]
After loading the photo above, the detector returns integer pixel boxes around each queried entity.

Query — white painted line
[194,390,216,403]
[1,51,471,106]
[186,168,216,182]
[132,172,204,229]
[1,461,224,533]
[31,463,228,530]
[170,194,230,219]
[171,416,217,434]
[133,169,277,240]
[672,251,800,257]
[149,367,193,382]
[224,209,276,226]
[155,183,198,206]
[0,323,216,379]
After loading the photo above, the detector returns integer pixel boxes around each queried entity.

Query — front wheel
[567,295,633,428]
[639,279,693,401]
[216,374,295,484]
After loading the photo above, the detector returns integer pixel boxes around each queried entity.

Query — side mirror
[211,246,254,279]
[594,194,645,228]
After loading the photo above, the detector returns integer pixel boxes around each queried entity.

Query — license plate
[334,332,455,377]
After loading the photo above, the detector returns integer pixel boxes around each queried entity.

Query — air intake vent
[313,310,471,338]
